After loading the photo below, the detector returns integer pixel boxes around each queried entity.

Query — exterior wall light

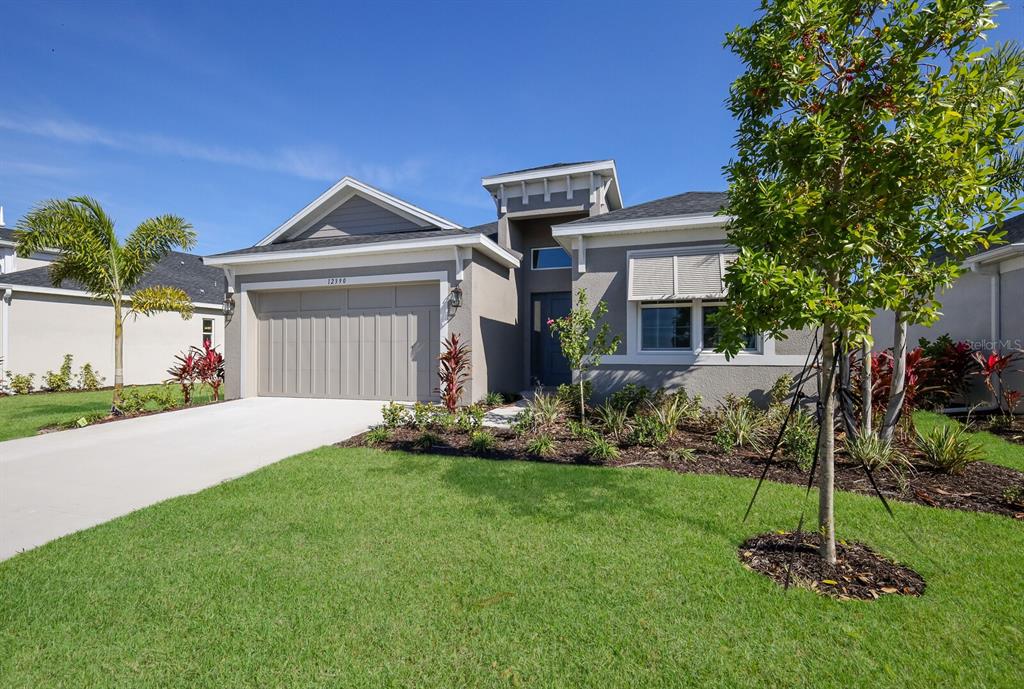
[223,292,236,321]
[449,285,463,309]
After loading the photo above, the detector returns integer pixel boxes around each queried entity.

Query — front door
[531,291,572,387]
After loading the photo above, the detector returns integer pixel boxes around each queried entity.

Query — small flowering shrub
[77,363,104,391]
[6,372,35,395]
[42,354,75,392]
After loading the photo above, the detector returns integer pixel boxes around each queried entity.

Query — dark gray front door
[531,291,572,387]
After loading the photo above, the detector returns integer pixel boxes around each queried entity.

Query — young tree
[717,0,1023,563]
[548,288,620,422]
[17,197,197,410]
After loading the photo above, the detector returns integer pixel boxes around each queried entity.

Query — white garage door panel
[255,284,439,401]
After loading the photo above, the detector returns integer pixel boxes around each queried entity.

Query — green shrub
[556,381,592,417]
[717,402,765,452]
[585,436,619,463]
[482,391,505,407]
[673,389,705,424]
[381,401,409,429]
[527,390,562,426]
[645,396,686,437]
[845,431,905,471]
[674,447,698,462]
[567,420,601,443]
[153,385,178,411]
[43,354,74,392]
[119,388,148,414]
[714,428,737,453]
[627,414,670,447]
[6,372,35,395]
[433,409,458,432]
[365,426,391,446]
[469,430,497,453]
[593,403,631,442]
[1003,483,1024,508]
[457,404,486,433]
[77,363,104,391]
[607,383,653,415]
[526,433,556,457]
[781,410,817,468]
[412,402,436,430]
[915,424,984,474]
[768,373,795,406]
[510,409,535,436]
[413,431,441,450]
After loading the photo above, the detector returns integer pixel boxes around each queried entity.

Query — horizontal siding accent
[295,194,425,240]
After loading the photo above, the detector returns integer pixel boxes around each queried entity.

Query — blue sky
[1,1,1022,254]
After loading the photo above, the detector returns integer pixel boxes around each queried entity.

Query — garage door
[255,283,440,401]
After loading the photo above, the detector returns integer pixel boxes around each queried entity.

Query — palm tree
[16,196,197,410]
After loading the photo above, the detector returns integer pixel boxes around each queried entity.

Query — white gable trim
[552,213,733,239]
[205,233,520,270]
[256,177,462,246]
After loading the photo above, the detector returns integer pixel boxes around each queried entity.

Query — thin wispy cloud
[0,160,79,178]
[0,113,424,188]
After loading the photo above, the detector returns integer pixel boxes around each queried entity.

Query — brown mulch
[738,532,926,600]
[342,421,1024,520]
[983,423,1024,447]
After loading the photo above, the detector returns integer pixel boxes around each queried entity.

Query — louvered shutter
[628,250,738,300]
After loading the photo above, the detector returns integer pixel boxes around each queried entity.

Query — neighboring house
[0,224,60,274]
[0,252,226,386]
[872,211,1024,405]
[205,162,812,404]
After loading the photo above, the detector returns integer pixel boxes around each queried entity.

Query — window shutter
[629,255,675,300]
[628,250,738,301]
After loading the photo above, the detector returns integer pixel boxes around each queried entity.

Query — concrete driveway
[0,397,381,560]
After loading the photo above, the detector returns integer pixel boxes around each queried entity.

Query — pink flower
[546,318,555,326]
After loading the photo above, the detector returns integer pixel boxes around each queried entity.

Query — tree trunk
[818,323,837,565]
[579,376,586,422]
[880,313,907,443]
[862,322,872,436]
[112,302,124,412]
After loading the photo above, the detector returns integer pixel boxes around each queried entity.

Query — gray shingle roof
[486,161,604,177]
[0,228,16,244]
[0,251,226,304]
[992,211,1024,249]
[564,191,728,226]
[208,227,485,259]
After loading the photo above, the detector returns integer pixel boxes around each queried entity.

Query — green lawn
[1,448,1021,688]
[914,410,1024,472]
[0,385,213,442]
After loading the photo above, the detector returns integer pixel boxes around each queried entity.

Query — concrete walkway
[0,397,381,560]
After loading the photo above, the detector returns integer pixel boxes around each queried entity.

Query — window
[202,318,214,347]
[641,304,692,350]
[531,246,572,270]
[702,305,757,351]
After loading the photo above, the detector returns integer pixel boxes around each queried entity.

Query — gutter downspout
[1,288,11,385]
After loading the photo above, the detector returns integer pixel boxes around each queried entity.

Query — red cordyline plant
[166,348,199,404]
[437,333,471,413]
[195,341,225,401]
[973,350,1021,413]
[868,347,936,415]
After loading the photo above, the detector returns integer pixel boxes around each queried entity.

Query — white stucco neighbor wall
[2,291,223,386]
[0,248,57,274]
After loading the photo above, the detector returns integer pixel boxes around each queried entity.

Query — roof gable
[258,177,461,246]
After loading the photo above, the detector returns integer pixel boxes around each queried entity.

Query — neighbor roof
[563,191,728,226]
[0,251,225,304]
[0,227,17,244]
[208,227,485,258]
[990,211,1024,249]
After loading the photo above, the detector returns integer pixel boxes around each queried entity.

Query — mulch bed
[342,421,1024,520]
[38,400,222,434]
[738,532,926,600]
[982,423,1024,447]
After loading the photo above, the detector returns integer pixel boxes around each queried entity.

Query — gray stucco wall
[588,365,807,407]
[504,191,592,215]
[293,195,423,240]
[509,216,581,389]
[467,253,520,401]
[224,260,465,400]
[870,265,1024,407]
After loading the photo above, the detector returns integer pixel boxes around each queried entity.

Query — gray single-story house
[205,162,813,404]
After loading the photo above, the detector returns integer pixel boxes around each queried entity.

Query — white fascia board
[552,213,732,239]
[204,233,521,270]
[0,282,223,310]
[962,242,1024,268]
[256,177,462,246]
[481,160,617,187]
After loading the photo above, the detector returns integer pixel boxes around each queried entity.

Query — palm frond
[119,215,197,288]
[128,285,194,319]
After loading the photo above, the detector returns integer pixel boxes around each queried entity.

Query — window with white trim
[531,246,572,270]
[640,303,692,351]
[202,318,214,347]
[701,304,757,352]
